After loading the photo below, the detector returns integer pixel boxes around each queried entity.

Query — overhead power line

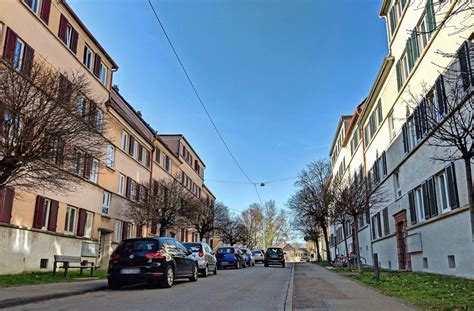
[206,176,298,186]
[146,0,263,205]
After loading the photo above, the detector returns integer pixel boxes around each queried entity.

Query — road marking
[284,263,295,311]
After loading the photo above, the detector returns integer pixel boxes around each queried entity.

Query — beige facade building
[0,0,217,274]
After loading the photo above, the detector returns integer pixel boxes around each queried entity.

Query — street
[8,263,293,311]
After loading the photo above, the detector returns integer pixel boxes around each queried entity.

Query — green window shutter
[407,38,414,71]
[396,61,402,91]
[411,29,420,62]
[389,8,396,35]
[426,0,436,32]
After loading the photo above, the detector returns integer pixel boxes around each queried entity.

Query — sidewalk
[293,263,418,311]
[0,279,108,309]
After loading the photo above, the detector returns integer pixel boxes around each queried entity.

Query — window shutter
[381,151,387,176]
[411,29,419,62]
[47,200,59,232]
[3,27,18,63]
[40,0,52,24]
[83,154,92,179]
[136,225,143,238]
[383,208,389,235]
[446,162,459,209]
[414,108,421,140]
[128,136,135,156]
[126,177,132,198]
[406,37,414,70]
[77,208,87,236]
[93,54,101,77]
[138,144,143,162]
[435,75,447,115]
[389,9,396,35]
[33,196,45,229]
[426,0,436,32]
[58,14,68,43]
[420,99,428,133]
[122,222,128,240]
[422,182,431,219]
[155,149,160,163]
[376,213,382,237]
[408,191,417,224]
[135,184,141,202]
[145,150,151,168]
[0,187,15,224]
[458,41,473,90]
[428,177,438,217]
[22,44,35,75]
[70,29,78,54]
[402,123,409,153]
[396,61,403,91]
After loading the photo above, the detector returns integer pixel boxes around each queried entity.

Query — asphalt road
[9,263,294,311]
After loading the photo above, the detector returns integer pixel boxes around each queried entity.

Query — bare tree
[218,213,247,246]
[293,213,322,262]
[289,159,334,262]
[0,60,107,193]
[331,195,351,263]
[240,203,263,249]
[260,200,291,249]
[182,199,228,241]
[127,177,197,237]
[333,175,387,273]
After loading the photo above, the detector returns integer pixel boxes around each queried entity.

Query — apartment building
[0,0,217,274]
[328,0,473,278]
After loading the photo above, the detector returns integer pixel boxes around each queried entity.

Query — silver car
[251,249,265,263]
[183,242,217,277]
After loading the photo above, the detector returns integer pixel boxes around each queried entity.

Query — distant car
[107,237,198,289]
[264,247,285,268]
[300,253,309,262]
[183,242,217,277]
[239,247,255,267]
[251,249,265,263]
[216,246,246,269]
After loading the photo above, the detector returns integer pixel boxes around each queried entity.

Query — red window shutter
[136,225,143,238]
[76,208,87,236]
[0,187,15,224]
[70,29,78,54]
[22,44,35,75]
[47,200,59,232]
[93,54,101,77]
[33,196,45,229]
[128,136,135,156]
[58,14,68,43]
[150,221,157,235]
[3,27,18,63]
[40,0,52,24]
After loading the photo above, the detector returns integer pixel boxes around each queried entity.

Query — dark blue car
[216,246,246,269]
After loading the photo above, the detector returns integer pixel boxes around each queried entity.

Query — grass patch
[0,270,107,287]
[312,260,331,267]
[348,270,474,309]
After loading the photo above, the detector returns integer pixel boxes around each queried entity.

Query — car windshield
[183,243,202,252]
[115,239,159,253]
[251,251,261,255]
[217,247,234,254]
[266,248,283,255]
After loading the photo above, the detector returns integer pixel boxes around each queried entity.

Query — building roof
[329,115,353,157]
[159,134,206,167]
[60,0,118,70]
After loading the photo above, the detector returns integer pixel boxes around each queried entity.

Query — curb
[0,285,108,309]
[284,262,295,311]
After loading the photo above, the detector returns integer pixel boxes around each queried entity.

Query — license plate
[121,268,140,274]
[221,261,229,265]
[271,255,278,258]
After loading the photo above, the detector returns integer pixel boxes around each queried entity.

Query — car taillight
[110,253,120,260]
[145,252,165,259]
[198,251,204,257]
[234,253,238,257]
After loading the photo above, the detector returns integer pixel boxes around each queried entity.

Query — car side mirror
[186,249,192,256]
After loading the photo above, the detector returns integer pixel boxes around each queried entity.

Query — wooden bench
[52,255,94,277]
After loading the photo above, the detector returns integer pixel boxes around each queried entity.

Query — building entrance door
[394,211,411,271]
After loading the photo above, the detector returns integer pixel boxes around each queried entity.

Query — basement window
[447,255,456,269]
[40,258,48,269]
[423,257,428,269]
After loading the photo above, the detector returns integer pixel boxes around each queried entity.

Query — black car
[107,237,198,289]
[264,247,285,268]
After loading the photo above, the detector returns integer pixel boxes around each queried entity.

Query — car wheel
[213,265,217,275]
[190,264,199,282]
[159,266,174,288]
[203,265,209,277]
[264,263,268,267]
[108,280,122,290]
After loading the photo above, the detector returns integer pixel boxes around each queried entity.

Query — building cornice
[379,0,391,17]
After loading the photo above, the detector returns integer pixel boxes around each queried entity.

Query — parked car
[183,242,217,277]
[216,246,246,269]
[107,237,198,289]
[299,252,309,262]
[264,247,285,268]
[239,247,255,267]
[251,249,265,263]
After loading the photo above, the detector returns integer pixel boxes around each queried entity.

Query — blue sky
[69,0,388,213]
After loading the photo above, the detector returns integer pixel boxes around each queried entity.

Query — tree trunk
[464,157,474,240]
[352,215,362,273]
[321,223,331,262]
[314,235,321,262]
[342,221,350,265]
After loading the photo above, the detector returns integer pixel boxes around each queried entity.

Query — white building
[329,0,473,278]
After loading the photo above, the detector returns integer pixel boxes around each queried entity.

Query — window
[118,174,125,196]
[128,136,136,157]
[388,111,395,139]
[71,150,82,174]
[155,149,161,164]
[58,15,78,53]
[12,39,25,71]
[41,199,51,230]
[106,145,115,168]
[436,171,449,212]
[95,109,104,131]
[125,223,132,239]
[120,131,127,150]
[66,25,73,49]
[99,63,107,85]
[166,156,171,173]
[382,208,390,235]
[415,187,425,222]
[84,212,93,238]
[114,220,122,242]
[376,100,383,126]
[394,171,401,199]
[130,180,137,201]
[90,159,99,183]
[417,13,430,50]
[25,0,42,14]
[76,96,86,116]
[64,206,77,234]
[102,191,111,215]
[83,45,93,70]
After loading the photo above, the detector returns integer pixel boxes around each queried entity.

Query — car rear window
[266,248,283,255]
[217,247,234,254]
[183,243,202,252]
[115,239,159,253]
[251,250,261,255]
